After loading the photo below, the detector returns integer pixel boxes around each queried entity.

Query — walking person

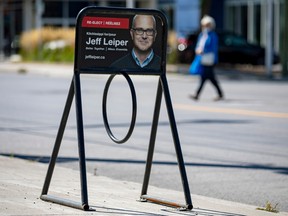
[190,15,224,101]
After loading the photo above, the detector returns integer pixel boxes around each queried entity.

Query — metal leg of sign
[140,75,193,210]
[40,75,90,211]
[141,78,162,195]
[41,79,74,196]
[73,73,90,210]
[161,74,193,210]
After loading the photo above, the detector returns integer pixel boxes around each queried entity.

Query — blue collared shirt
[132,49,154,68]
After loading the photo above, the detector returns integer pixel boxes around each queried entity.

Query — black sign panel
[74,7,168,75]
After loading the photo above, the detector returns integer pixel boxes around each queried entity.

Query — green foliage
[167,48,179,64]
[20,44,74,63]
[42,46,74,62]
[19,27,75,63]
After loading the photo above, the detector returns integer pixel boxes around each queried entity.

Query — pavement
[1,155,288,216]
[1,61,288,216]
[0,59,283,79]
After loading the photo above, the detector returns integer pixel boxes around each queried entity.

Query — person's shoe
[214,96,224,101]
[189,94,198,100]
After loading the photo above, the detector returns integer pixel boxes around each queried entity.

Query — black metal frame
[40,6,192,211]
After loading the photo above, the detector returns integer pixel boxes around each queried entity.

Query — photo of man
[110,14,161,70]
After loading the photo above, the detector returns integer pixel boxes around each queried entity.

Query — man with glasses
[110,14,161,70]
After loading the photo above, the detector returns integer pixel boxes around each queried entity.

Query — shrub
[20,27,75,62]
[167,31,180,64]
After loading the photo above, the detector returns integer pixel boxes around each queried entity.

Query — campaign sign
[74,7,168,74]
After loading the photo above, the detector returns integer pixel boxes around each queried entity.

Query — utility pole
[265,0,273,77]
[280,0,288,77]
[0,1,4,61]
[35,0,43,60]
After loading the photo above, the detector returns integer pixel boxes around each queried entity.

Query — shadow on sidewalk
[91,205,246,216]
[1,153,288,176]
[163,207,246,216]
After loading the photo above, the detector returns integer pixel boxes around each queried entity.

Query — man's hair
[132,14,156,29]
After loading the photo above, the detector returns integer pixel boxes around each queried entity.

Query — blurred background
[0,0,287,77]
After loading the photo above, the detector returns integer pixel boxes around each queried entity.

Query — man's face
[130,15,157,53]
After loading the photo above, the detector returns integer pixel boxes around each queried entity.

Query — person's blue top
[196,31,219,64]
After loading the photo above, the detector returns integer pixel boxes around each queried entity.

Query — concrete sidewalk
[0,59,283,78]
[0,60,269,78]
[1,61,287,215]
[1,155,287,216]
[0,61,74,77]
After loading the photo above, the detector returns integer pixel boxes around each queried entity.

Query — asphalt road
[0,69,287,212]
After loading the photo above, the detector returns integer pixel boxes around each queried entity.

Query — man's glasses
[132,28,156,36]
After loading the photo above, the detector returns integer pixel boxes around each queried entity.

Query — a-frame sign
[40,6,193,211]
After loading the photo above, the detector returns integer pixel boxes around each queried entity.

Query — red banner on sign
[82,17,130,29]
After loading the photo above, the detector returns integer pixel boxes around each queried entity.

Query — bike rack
[40,6,193,211]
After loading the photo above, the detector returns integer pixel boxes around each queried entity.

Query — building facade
[223,0,285,54]
[1,0,287,70]
[0,0,157,58]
